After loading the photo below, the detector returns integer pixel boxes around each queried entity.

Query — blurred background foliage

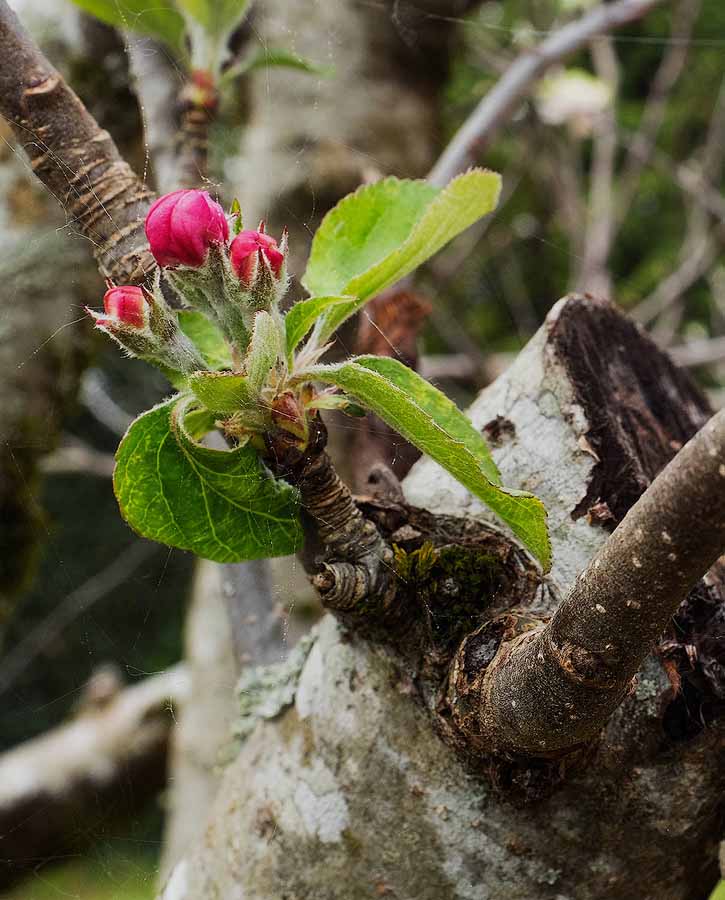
[0,0,723,896]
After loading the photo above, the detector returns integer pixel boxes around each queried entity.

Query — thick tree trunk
[160,0,480,867]
[159,296,725,900]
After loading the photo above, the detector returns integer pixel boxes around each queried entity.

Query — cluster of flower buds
[145,189,288,349]
[87,189,289,380]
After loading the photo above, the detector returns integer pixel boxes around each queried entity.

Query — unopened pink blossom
[230,229,284,285]
[101,285,147,328]
[145,189,229,268]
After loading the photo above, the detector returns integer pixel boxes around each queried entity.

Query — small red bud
[230,230,284,286]
[145,189,229,268]
[102,285,148,328]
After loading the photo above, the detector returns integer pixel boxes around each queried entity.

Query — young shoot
[88,173,551,570]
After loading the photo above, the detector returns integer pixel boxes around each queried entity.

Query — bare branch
[418,353,480,382]
[40,436,116,477]
[0,0,154,282]
[428,0,666,187]
[449,408,725,757]
[0,542,157,696]
[266,420,396,619]
[670,334,725,368]
[576,36,619,297]
[633,224,721,326]
[616,0,702,225]
[629,77,725,328]
[0,665,189,891]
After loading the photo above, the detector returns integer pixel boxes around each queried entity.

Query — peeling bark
[159,296,725,900]
[464,408,724,758]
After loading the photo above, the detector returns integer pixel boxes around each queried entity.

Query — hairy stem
[449,407,725,757]
[0,0,154,283]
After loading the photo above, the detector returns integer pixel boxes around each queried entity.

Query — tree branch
[615,0,702,226]
[670,334,725,367]
[576,36,619,297]
[0,664,189,891]
[448,407,725,757]
[428,0,665,187]
[266,419,397,618]
[0,0,154,282]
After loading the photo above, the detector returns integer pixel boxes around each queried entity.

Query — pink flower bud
[230,229,284,285]
[145,189,229,268]
[102,285,148,328]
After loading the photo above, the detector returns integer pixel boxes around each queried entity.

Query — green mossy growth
[394,541,506,656]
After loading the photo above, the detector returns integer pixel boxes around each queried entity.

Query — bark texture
[0,0,154,282]
[466,408,725,757]
[267,421,397,616]
[158,296,725,900]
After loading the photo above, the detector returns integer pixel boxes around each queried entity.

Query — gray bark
[158,296,725,900]
[160,0,476,867]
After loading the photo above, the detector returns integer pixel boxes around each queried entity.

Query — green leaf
[114,396,301,562]
[300,362,550,570]
[67,0,185,51]
[176,0,250,38]
[178,310,233,370]
[183,405,217,440]
[230,198,243,234]
[222,46,332,83]
[303,178,436,298]
[302,170,501,343]
[247,311,279,392]
[352,356,500,484]
[189,371,257,415]
[284,295,354,359]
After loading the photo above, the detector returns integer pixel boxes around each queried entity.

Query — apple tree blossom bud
[101,285,148,328]
[230,229,285,286]
[145,189,229,268]
[88,281,206,376]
